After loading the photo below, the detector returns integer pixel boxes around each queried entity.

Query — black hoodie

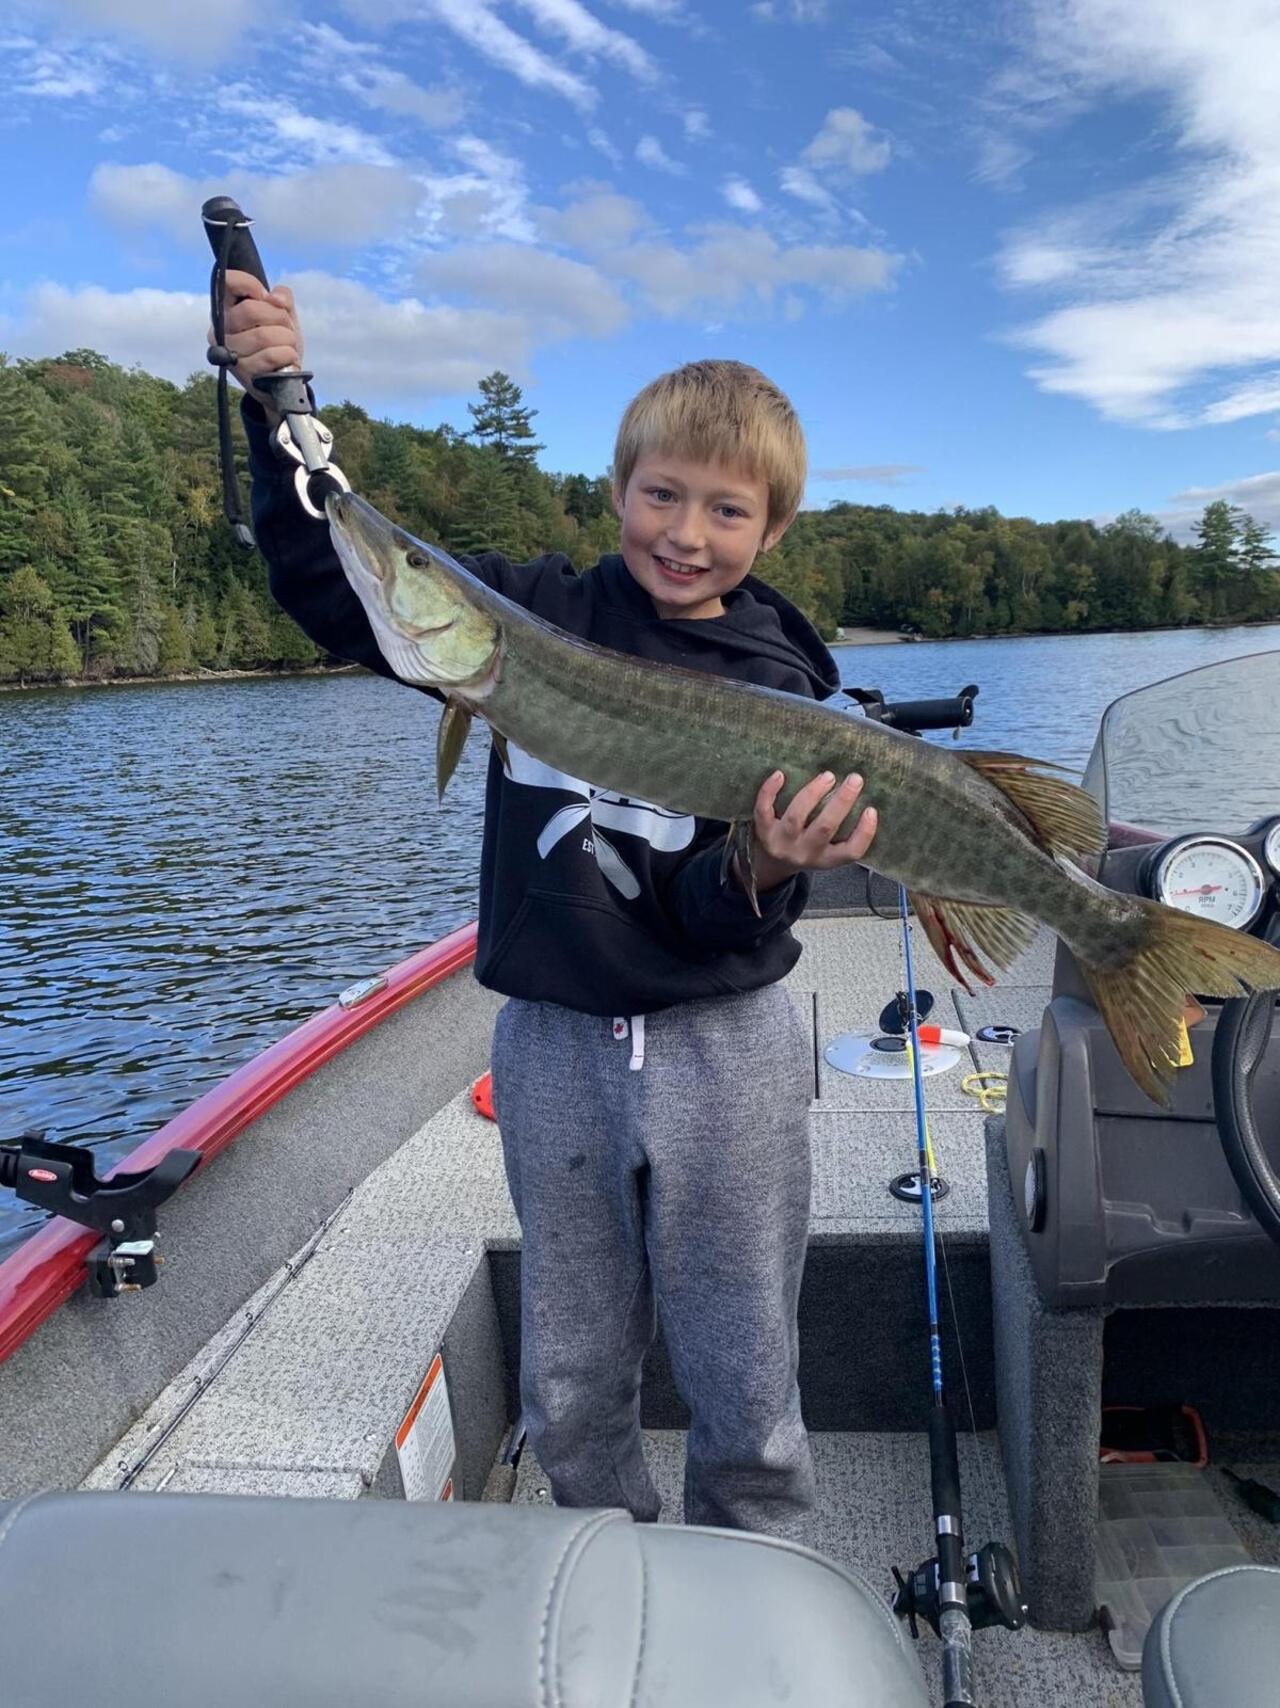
[245,402,842,1015]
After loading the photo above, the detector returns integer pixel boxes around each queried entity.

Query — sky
[3,0,1280,538]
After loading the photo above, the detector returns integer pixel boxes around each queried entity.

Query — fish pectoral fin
[490,727,510,772]
[436,696,473,801]
[958,751,1107,863]
[722,820,762,918]
[909,892,1038,991]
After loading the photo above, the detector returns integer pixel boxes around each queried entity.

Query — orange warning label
[395,1352,456,1501]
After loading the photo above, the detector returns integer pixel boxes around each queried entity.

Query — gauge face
[1265,820,1280,876]
[1153,837,1266,930]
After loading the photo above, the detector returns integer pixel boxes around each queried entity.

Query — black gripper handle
[202,196,270,291]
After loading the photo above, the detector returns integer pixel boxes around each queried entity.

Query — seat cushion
[0,1491,929,1707]
[1142,1563,1280,1708]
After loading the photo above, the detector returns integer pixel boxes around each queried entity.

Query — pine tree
[1236,512,1277,620]
[449,450,523,557]
[1193,500,1240,622]
[466,371,544,464]
[0,566,79,684]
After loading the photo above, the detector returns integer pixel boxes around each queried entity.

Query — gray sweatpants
[490,983,815,1535]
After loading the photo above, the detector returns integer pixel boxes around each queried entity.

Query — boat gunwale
[0,922,479,1366]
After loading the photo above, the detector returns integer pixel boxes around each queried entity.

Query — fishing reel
[892,1540,1027,1639]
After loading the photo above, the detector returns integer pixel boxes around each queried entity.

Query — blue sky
[3,0,1279,537]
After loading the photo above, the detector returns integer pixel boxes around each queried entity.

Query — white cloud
[1,282,210,381]
[606,223,897,317]
[682,108,710,141]
[812,464,925,484]
[342,67,464,128]
[801,107,891,177]
[586,126,623,164]
[973,133,1031,189]
[603,0,683,15]
[636,134,685,174]
[417,243,629,336]
[12,43,102,96]
[49,0,280,61]
[0,274,541,399]
[421,135,538,243]
[508,0,656,81]
[779,165,836,212]
[91,161,424,249]
[215,86,397,168]
[361,0,597,109]
[296,22,464,128]
[722,177,763,214]
[750,0,828,19]
[996,0,1280,429]
[1163,470,1280,537]
[535,184,650,251]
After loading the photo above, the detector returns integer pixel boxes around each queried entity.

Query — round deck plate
[823,1032,962,1079]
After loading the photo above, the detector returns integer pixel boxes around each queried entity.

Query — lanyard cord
[206,218,255,549]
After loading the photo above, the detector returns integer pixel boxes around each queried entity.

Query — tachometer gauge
[1264,820,1280,877]
[1151,837,1267,930]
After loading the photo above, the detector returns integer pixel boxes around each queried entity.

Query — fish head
[326,491,501,695]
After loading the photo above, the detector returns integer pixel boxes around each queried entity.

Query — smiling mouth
[654,554,709,579]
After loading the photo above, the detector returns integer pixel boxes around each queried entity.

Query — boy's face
[613,452,788,620]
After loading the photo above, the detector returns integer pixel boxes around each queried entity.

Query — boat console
[1003,839,1280,1310]
[989,651,1280,1642]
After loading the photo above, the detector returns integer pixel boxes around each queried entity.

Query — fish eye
[406,551,427,568]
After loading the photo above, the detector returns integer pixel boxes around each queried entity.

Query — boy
[219,273,878,1535]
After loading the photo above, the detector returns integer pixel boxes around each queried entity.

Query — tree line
[0,350,1276,686]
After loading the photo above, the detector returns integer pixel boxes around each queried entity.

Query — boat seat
[1142,1563,1280,1708]
[0,1490,929,1707]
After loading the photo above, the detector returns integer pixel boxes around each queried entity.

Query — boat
[3,653,1280,1707]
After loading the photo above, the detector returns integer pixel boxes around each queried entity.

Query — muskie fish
[328,490,1280,1106]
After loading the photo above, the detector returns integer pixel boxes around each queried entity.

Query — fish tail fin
[1076,898,1280,1106]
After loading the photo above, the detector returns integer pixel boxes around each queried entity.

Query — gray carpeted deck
[508,1426,1276,1707]
[77,905,1280,1703]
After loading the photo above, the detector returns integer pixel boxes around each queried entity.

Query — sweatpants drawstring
[612,1014,646,1070]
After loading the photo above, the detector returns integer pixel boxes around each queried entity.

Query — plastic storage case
[1094,1463,1252,1668]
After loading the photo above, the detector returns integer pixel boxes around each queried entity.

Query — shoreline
[4,616,1276,690]
[0,664,360,694]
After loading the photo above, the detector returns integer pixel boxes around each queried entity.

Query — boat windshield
[1082,649,1280,836]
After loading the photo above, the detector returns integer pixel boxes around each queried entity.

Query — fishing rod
[859,692,1027,1706]
[200,196,349,546]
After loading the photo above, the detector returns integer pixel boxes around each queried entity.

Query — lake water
[3,621,1279,1251]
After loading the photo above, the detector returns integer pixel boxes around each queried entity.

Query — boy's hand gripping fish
[328,490,1280,1107]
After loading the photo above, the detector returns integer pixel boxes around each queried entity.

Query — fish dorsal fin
[958,749,1106,863]
[436,697,473,801]
[910,892,1040,992]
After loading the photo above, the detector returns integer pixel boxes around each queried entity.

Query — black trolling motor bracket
[0,1134,199,1298]
[201,195,350,536]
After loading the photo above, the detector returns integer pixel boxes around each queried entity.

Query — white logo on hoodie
[502,743,694,901]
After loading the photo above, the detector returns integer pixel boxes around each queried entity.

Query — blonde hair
[613,359,806,538]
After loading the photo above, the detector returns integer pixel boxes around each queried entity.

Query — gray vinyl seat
[0,1490,929,1707]
[1142,1563,1280,1707]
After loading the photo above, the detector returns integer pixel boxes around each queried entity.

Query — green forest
[1,349,1277,687]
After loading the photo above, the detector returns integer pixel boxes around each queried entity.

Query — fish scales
[328,489,1280,1105]
[489,602,1063,906]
